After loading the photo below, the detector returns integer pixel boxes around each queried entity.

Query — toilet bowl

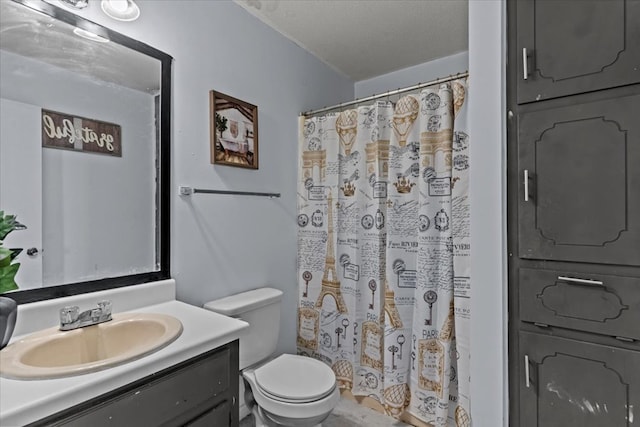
[243,354,340,426]
[203,287,340,426]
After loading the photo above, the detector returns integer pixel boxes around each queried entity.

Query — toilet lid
[254,354,336,402]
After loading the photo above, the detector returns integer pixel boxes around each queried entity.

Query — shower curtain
[296,78,470,427]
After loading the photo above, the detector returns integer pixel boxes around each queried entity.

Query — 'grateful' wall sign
[42,109,122,157]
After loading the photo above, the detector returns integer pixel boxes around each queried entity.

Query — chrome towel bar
[179,186,280,198]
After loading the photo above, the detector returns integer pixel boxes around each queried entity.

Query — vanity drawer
[519,268,640,340]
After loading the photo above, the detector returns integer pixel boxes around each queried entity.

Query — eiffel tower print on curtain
[315,191,348,313]
[384,279,403,329]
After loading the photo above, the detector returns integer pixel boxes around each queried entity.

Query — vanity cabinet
[29,340,239,427]
[508,0,640,425]
[515,0,640,104]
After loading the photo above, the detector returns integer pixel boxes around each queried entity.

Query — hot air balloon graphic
[391,95,419,147]
[335,110,358,156]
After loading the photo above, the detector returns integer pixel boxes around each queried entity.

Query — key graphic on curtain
[353,322,358,355]
[368,280,377,309]
[424,291,438,325]
[341,318,349,339]
[388,344,399,369]
[412,334,417,369]
[397,334,406,360]
[302,271,312,297]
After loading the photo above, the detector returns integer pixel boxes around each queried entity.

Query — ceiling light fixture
[101,0,140,22]
[59,0,89,9]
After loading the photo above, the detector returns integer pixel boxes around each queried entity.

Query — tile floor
[239,397,411,426]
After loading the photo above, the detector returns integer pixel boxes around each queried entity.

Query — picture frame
[209,90,258,169]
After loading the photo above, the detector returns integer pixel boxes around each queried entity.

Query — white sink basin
[0,313,182,380]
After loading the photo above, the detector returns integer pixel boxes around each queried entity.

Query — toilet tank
[203,287,283,369]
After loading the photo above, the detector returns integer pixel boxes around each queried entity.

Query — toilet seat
[254,354,336,403]
[242,353,341,422]
[257,385,336,404]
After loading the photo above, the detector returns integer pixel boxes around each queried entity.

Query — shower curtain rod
[301,71,469,117]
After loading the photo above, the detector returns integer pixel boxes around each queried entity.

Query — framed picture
[210,90,258,169]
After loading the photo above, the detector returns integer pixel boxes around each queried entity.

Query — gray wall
[354,51,468,99]
[468,2,507,426]
[61,0,354,355]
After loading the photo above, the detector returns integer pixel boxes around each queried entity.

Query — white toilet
[204,287,340,426]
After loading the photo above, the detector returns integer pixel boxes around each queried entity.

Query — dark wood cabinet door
[516,0,640,103]
[518,91,640,265]
[519,332,640,427]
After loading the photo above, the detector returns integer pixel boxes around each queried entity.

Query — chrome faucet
[59,300,112,331]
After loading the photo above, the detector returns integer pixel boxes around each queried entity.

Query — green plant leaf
[0,211,25,290]
[0,246,12,267]
[0,212,23,240]
[9,248,23,260]
[0,262,20,293]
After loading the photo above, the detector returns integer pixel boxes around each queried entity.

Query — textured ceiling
[234,0,468,81]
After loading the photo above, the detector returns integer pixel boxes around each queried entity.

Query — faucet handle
[97,300,112,319]
[60,306,79,325]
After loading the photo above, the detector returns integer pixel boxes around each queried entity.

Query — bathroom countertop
[0,281,248,426]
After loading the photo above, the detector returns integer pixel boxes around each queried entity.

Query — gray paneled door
[519,268,640,341]
[518,92,640,266]
[519,332,640,427]
[516,0,640,103]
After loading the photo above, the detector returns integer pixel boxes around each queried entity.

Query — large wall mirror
[0,0,171,304]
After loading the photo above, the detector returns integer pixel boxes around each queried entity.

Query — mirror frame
[2,0,171,304]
